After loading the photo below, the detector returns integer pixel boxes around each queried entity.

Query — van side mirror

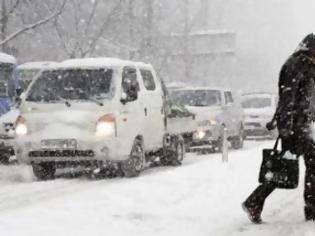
[120,82,139,105]
[16,88,23,97]
[15,92,25,107]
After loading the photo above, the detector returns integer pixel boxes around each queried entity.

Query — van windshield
[172,90,221,107]
[18,69,40,90]
[26,69,114,103]
[242,97,271,109]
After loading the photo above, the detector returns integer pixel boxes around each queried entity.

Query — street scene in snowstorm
[1,0,315,235]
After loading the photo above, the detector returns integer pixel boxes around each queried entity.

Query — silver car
[242,93,278,139]
[172,87,245,152]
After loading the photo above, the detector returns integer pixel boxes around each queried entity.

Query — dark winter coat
[276,50,315,154]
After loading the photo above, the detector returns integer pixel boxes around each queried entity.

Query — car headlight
[194,130,206,140]
[209,119,217,126]
[15,116,28,136]
[95,114,116,137]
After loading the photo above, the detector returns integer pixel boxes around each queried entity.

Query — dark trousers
[245,150,315,218]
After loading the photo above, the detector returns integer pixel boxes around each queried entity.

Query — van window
[242,97,271,108]
[140,69,156,91]
[224,91,234,104]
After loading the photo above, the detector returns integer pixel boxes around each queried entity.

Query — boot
[242,202,262,224]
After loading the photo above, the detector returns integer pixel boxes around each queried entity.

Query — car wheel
[161,135,185,166]
[32,162,56,180]
[122,139,145,178]
[0,153,10,165]
[231,127,244,149]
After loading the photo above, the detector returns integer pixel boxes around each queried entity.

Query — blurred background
[0,0,314,93]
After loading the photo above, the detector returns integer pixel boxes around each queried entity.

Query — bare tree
[52,0,124,59]
[0,0,67,52]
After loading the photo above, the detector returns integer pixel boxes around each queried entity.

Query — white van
[242,93,278,139]
[14,58,187,179]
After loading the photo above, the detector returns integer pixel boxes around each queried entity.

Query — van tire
[161,135,185,166]
[122,139,144,178]
[32,162,56,180]
[0,154,10,165]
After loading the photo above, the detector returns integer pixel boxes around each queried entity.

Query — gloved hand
[266,121,276,131]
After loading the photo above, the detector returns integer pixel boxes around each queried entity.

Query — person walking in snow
[242,33,315,224]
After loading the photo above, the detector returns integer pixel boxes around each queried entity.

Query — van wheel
[122,139,144,178]
[32,162,56,180]
[231,127,244,149]
[0,154,10,165]
[161,135,185,166]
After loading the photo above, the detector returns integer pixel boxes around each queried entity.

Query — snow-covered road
[0,141,313,236]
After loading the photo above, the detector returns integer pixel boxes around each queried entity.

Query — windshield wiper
[77,89,103,106]
[44,88,71,107]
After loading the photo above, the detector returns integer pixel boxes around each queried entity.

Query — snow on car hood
[185,105,221,121]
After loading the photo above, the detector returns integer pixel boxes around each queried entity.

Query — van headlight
[15,116,28,136]
[209,119,217,126]
[95,114,116,137]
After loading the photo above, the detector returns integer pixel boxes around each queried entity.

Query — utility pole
[142,0,154,60]
[200,0,209,28]
[183,0,191,83]
[128,0,135,59]
[1,0,8,52]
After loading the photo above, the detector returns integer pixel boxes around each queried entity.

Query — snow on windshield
[26,69,114,103]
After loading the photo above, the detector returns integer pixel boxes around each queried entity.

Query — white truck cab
[15,58,186,179]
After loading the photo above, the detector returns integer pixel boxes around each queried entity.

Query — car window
[242,97,272,108]
[140,69,156,91]
[224,91,234,104]
[173,90,221,107]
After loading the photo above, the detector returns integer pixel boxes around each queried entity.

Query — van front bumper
[15,137,131,164]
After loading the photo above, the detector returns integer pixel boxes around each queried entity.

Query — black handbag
[258,136,299,189]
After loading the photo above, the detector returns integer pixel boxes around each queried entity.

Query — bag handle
[273,136,281,151]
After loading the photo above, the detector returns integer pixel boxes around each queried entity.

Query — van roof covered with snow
[174,86,232,92]
[0,52,16,64]
[242,92,277,98]
[56,57,152,70]
[18,61,58,70]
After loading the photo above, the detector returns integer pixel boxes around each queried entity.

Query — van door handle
[144,108,148,116]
